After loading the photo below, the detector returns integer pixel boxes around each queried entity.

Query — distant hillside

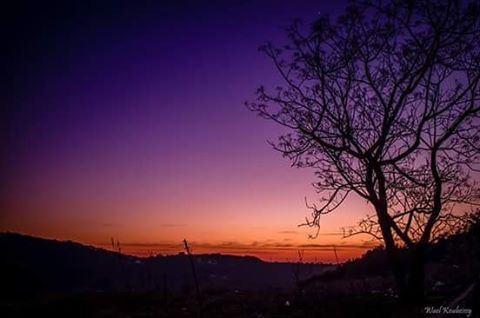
[0,233,332,299]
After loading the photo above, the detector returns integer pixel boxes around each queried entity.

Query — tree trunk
[391,245,426,318]
[385,244,407,298]
[404,245,426,304]
[374,204,408,300]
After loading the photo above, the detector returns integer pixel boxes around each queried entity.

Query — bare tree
[247,0,480,304]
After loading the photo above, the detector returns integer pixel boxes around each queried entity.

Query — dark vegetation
[1,217,479,317]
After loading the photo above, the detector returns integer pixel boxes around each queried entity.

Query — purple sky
[1,0,372,262]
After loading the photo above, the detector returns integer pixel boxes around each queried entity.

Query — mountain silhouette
[0,232,332,300]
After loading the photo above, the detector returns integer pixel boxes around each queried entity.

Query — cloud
[159,223,186,227]
[96,239,379,255]
[278,230,343,236]
[298,242,378,250]
[278,230,298,234]
[99,222,187,229]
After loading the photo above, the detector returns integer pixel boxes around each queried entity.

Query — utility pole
[183,239,202,316]
[333,245,340,267]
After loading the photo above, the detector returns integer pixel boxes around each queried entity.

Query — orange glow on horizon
[95,242,373,263]
[1,191,377,262]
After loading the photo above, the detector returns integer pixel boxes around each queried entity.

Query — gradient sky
[2,0,376,262]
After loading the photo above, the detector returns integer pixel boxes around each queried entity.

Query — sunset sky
[2,0,377,262]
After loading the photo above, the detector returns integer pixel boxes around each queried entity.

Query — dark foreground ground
[2,219,480,317]
[2,286,479,318]
[0,291,403,318]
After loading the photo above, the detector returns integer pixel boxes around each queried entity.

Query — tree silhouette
[248,0,480,304]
